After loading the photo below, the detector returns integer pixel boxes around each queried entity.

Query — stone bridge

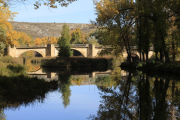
[121,46,154,59]
[7,44,154,59]
[7,44,111,57]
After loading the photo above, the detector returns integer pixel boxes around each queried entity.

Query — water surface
[1,66,180,120]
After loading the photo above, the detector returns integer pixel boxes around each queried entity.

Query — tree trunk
[145,18,149,63]
[146,53,148,62]
[139,17,142,62]
[172,40,175,61]
[160,49,164,63]
[164,49,170,63]
[142,52,145,62]
[161,32,170,63]
[155,52,158,61]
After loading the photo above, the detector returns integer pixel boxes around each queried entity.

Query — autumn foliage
[70,27,87,44]
[0,2,102,57]
[34,36,57,45]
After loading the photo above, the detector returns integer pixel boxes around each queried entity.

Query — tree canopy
[93,0,180,62]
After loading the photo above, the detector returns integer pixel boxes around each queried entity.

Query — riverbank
[30,57,115,70]
[120,61,180,75]
[0,56,58,109]
[0,56,26,76]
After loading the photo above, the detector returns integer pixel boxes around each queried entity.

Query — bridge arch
[131,51,154,59]
[71,49,84,57]
[17,49,45,57]
[71,48,87,57]
[122,51,154,60]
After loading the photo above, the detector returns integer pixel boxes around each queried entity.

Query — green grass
[0,56,59,109]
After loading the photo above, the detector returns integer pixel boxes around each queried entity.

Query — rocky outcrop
[10,21,97,39]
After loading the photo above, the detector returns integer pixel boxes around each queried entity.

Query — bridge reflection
[27,68,128,85]
[27,68,111,82]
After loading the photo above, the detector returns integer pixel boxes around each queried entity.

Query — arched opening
[71,49,84,57]
[131,53,139,62]
[19,50,43,58]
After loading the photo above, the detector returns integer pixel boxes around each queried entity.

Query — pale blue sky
[9,0,97,23]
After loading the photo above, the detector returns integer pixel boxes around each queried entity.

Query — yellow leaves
[5,30,34,46]
[34,38,42,45]
[18,32,33,45]
[0,0,4,3]
[41,37,48,44]
[6,30,20,46]
[51,36,57,44]
[95,0,135,24]
[34,36,58,45]
[95,0,119,22]
[0,5,17,38]
[0,4,19,46]
[0,5,18,24]
[70,27,87,44]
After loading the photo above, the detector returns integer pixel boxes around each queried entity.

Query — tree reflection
[89,69,180,120]
[0,76,58,119]
[58,74,72,108]
[0,109,6,120]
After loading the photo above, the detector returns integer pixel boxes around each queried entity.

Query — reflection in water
[0,109,6,120]
[58,74,72,108]
[0,75,58,120]
[4,62,180,120]
[27,65,112,109]
[57,72,112,108]
[89,70,180,120]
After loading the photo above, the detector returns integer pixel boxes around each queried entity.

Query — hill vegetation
[10,21,97,39]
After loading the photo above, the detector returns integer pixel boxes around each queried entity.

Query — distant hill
[9,21,97,39]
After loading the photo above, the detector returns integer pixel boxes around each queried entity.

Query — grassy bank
[0,56,26,77]
[120,61,180,75]
[0,56,59,109]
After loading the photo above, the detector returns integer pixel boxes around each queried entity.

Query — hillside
[10,21,97,39]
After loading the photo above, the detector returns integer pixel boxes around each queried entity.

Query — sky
[9,0,97,24]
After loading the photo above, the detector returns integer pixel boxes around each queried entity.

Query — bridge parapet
[95,45,112,49]
[71,44,89,48]
[129,46,154,51]
[54,44,89,48]
[15,45,47,48]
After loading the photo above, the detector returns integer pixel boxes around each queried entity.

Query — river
[1,65,180,120]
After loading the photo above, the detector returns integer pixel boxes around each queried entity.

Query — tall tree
[58,23,72,57]
[94,0,135,62]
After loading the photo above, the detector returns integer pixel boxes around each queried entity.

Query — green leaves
[58,24,72,57]
[0,27,6,57]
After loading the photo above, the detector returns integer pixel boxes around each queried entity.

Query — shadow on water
[88,69,180,120]
[0,75,58,119]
